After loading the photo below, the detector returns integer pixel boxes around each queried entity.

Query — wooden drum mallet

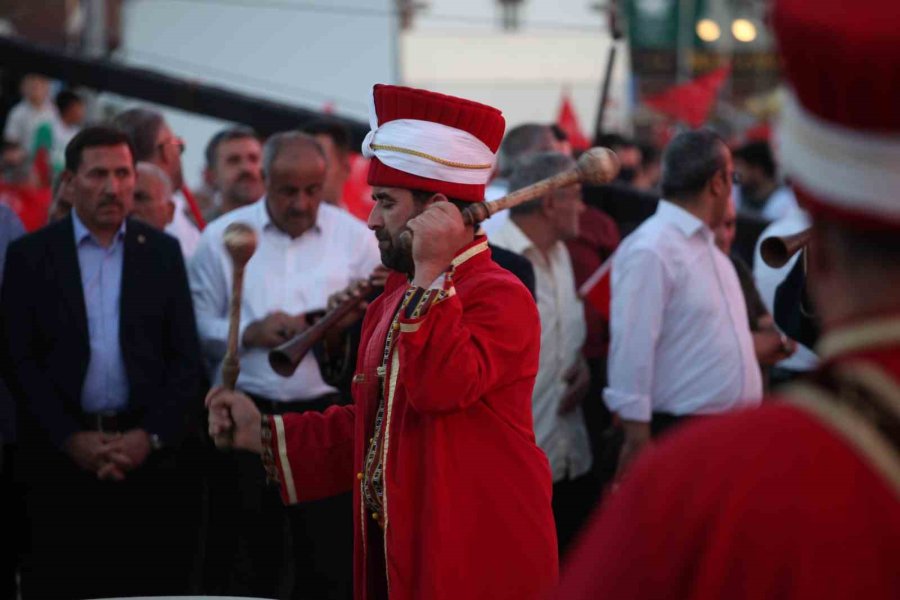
[217,222,258,448]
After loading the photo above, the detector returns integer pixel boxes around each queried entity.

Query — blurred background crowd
[0,1,824,599]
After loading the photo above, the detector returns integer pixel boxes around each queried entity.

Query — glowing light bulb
[732,18,757,43]
[696,18,721,43]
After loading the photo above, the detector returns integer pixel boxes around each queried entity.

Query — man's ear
[708,169,727,200]
[540,193,556,217]
[61,170,74,184]
[165,200,176,225]
[203,167,216,189]
[807,222,835,280]
[338,152,352,177]
[426,192,449,206]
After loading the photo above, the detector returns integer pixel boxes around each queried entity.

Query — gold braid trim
[783,378,900,500]
[369,143,492,170]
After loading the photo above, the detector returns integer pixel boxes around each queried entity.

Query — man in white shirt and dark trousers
[489,152,593,555]
[189,132,380,599]
[605,130,763,477]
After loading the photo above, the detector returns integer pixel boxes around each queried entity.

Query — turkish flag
[342,153,375,223]
[578,253,614,319]
[644,65,731,128]
[0,183,51,232]
[556,92,591,151]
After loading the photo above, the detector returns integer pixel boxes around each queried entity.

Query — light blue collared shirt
[72,212,129,414]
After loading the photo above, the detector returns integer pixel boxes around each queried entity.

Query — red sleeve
[395,274,539,415]
[263,405,356,505]
[554,404,900,600]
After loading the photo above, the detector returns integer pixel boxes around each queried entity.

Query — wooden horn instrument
[760,228,812,268]
[268,146,621,378]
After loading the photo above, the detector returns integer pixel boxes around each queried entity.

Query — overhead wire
[160,0,608,33]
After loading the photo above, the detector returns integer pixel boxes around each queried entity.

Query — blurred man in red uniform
[554,1,900,598]
[208,84,557,600]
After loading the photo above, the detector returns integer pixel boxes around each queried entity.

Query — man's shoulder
[8,218,68,257]
[127,218,181,255]
[631,402,897,509]
[203,202,260,235]
[459,253,537,317]
[319,203,371,236]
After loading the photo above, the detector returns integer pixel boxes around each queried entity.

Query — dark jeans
[201,393,353,600]
[19,446,195,600]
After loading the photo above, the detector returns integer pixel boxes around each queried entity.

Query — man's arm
[0,241,82,450]
[145,241,205,445]
[603,248,669,473]
[207,387,356,504]
[187,231,235,362]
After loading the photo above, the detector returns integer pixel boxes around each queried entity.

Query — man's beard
[376,229,414,275]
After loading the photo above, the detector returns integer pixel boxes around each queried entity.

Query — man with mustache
[202,126,265,222]
[1,126,204,598]
[189,131,380,599]
[207,85,557,600]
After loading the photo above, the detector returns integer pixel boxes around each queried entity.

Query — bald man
[132,162,175,231]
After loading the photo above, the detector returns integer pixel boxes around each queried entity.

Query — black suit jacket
[489,243,536,299]
[1,216,204,453]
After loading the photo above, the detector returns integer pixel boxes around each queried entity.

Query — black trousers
[201,393,353,600]
[19,446,195,600]
[0,444,24,600]
[552,473,599,559]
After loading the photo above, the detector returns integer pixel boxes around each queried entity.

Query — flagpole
[593,1,623,145]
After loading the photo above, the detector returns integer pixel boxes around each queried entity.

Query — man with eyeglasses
[604,130,763,478]
[114,108,200,258]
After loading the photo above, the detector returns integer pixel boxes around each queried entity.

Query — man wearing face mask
[189,131,379,599]
[596,133,642,186]
[206,85,558,600]
[732,140,799,221]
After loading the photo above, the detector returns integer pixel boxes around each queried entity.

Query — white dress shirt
[604,201,762,422]
[166,191,201,260]
[490,218,592,482]
[480,179,510,237]
[753,208,818,371]
[189,199,381,401]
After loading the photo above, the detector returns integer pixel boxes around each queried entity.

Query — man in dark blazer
[1,126,204,600]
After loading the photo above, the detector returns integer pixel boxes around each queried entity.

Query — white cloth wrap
[361,93,496,185]
[778,90,900,221]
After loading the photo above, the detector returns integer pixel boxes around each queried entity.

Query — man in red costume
[554,1,900,598]
[208,84,558,600]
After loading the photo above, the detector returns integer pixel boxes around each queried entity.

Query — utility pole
[83,0,107,58]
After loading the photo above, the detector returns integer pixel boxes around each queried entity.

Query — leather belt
[79,410,143,434]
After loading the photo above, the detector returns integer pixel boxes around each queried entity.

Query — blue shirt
[0,205,25,443]
[72,212,129,414]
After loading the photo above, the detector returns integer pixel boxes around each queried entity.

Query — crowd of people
[0,1,898,598]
